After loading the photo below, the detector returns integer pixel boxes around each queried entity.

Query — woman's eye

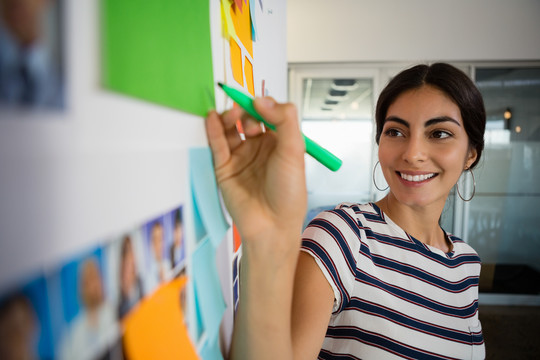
[432,130,452,139]
[385,129,403,137]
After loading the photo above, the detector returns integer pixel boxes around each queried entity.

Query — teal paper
[192,237,226,343]
[189,148,229,248]
[191,189,208,243]
[200,334,224,360]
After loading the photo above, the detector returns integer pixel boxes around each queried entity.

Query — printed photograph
[0,0,65,109]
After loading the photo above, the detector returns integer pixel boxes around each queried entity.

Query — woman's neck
[375,194,452,253]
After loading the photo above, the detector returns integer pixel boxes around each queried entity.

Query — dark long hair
[375,63,486,169]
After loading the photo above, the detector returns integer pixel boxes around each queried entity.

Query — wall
[0,0,287,293]
[287,0,540,63]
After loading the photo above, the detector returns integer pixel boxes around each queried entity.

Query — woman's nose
[402,136,427,164]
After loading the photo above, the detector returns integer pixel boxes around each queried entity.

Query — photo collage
[0,205,189,360]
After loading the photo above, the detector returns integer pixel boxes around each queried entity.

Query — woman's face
[378,85,477,209]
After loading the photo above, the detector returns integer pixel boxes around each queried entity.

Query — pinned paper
[102,0,215,116]
[122,277,198,360]
[230,38,244,86]
[200,335,224,360]
[192,237,227,343]
[230,0,253,57]
[249,0,257,41]
[234,0,244,13]
[232,223,242,252]
[189,148,229,248]
[232,251,241,313]
[221,0,237,40]
[192,190,207,243]
[244,57,255,96]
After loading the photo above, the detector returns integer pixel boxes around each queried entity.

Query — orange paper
[230,38,244,86]
[230,0,253,57]
[233,223,242,252]
[122,277,197,360]
[244,57,255,96]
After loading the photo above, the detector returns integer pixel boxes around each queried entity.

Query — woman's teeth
[400,173,436,182]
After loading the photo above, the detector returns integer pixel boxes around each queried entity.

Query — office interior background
[288,1,540,358]
[0,0,538,359]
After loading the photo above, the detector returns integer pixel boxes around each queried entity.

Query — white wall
[0,0,287,291]
[287,0,540,63]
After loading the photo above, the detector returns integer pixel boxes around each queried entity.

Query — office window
[289,65,381,221]
[470,66,540,297]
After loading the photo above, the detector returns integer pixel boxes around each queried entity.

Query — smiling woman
[205,62,487,359]
[377,85,478,248]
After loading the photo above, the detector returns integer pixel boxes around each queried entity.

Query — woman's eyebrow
[384,116,461,127]
[384,116,409,127]
[425,116,461,127]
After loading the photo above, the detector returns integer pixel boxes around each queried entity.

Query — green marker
[217,82,343,172]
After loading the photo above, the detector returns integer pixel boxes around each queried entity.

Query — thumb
[253,97,305,156]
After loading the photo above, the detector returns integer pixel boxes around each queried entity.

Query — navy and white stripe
[301,202,485,359]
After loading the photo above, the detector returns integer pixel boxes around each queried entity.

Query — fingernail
[255,97,274,109]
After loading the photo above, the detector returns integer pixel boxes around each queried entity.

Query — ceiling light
[331,79,359,91]
[326,89,349,102]
[326,95,349,101]
[329,89,347,97]
[504,108,512,120]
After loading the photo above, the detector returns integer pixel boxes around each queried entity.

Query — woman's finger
[221,106,244,131]
[224,121,244,150]
[242,116,266,137]
[254,97,305,159]
[205,110,231,169]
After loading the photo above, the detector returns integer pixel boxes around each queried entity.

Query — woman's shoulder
[305,202,385,230]
[308,202,376,219]
[445,232,482,258]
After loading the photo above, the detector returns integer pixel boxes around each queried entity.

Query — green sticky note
[102,0,215,116]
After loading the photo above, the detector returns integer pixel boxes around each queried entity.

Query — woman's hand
[205,97,307,261]
[206,98,308,359]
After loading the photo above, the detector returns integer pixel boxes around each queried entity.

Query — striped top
[301,203,485,360]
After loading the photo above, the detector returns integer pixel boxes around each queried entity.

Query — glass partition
[471,67,540,296]
[301,77,375,211]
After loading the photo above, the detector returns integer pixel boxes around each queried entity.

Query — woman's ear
[465,147,478,169]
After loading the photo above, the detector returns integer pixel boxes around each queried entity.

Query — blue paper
[191,189,207,243]
[250,0,257,41]
[189,147,230,248]
[191,236,227,342]
[200,334,224,360]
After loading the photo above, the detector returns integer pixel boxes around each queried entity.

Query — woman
[118,235,143,319]
[206,63,486,359]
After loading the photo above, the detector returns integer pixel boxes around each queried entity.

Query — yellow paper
[221,0,237,41]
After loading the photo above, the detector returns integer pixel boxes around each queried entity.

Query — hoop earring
[456,168,476,202]
[373,161,389,191]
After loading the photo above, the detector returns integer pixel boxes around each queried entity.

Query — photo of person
[0,293,39,359]
[58,250,118,360]
[169,207,185,271]
[142,216,172,295]
[0,276,54,360]
[117,234,143,320]
[0,0,64,108]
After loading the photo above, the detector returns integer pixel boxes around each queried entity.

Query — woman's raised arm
[205,97,334,359]
[206,97,307,359]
